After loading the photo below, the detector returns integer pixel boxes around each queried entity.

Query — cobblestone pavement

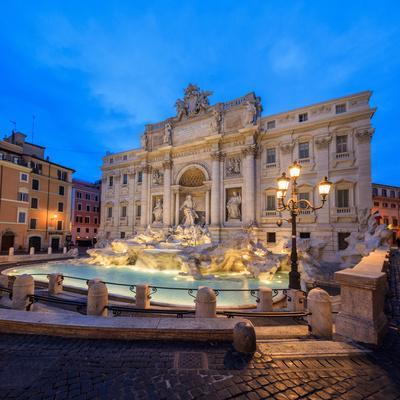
[386,249,400,326]
[0,252,399,400]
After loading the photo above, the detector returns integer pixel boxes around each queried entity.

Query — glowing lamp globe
[277,173,290,192]
[289,161,301,178]
[318,176,332,197]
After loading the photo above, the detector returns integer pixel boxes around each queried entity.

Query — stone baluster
[163,160,173,226]
[210,152,224,226]
[47,273,63,295]
[307,287,333,339]
[242,145,257,225]
[258,288,273,312]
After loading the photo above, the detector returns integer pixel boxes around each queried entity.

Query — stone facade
[99,85,375,259]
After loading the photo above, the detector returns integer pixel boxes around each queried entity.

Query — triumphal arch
[100,83,375,257]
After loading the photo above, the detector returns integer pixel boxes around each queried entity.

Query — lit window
[18,192,29,202]
[20,173,28,182]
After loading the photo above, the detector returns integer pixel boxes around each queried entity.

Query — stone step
[255,325,311,340]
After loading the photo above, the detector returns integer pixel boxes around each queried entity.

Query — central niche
[179,167,206,187]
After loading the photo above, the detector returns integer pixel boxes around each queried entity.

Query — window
[95,195,99,201]
[383,203,388,208]
[31,198,38,209]
[94,228,97,233]
[383,218,389,225]
[335,103,347,114]
[58,202,64,212]
[136,205,141,217]
[86,205,90,212]
[382,189,387,197]
[59,186,65,196]
[20,173,28,182]
[77,203,82,211]
[266,148,276,164]
[137,171,143,183]
[18,192,29,202]
[32,179,39,190]
[298,112,308,122]
[57,170,67,181]
[300,232,311,239]
[393,218,398,227]
[374,202,379,207]
[85,217,90,224]
[372,188,378,196]
[94,217,98,224]
[86,228,89,233]
[123,173,128,185]
[77,227,81,233]
[390,190,395,198]
[18,211,26,224]
[337,189,349,208]
[338,232,350,250]
[267,232,276,243]
[123,155,128,161]
[57,220,63,230]
[120,232,126,239]
[85,193,90,200]
[266,195,276,211]
[391,204,396,208]
[29,218,37,229]
[336,135,348,153]
[266,120,276,129]
[109,176,113,187]
[298,192,310,209]
[298,142,309,159]
[121,206,127,218]
[76,191,82,199]
[107,207,112,218]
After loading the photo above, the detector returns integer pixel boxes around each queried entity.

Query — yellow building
[0,132,74,253]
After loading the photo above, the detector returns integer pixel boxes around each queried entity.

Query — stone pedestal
[12,274,34,310]
[87,282,108,316]
[47,273,63,295]
[257,288,273,311]
[307,288,332,339]
[135,284,150,309]
[195,286,217,318]
[287,289,305,311]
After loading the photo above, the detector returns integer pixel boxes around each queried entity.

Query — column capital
[138,164,152,174]
[355,126,374,143]
[162,160,173,170]
[241,145,258,157]
[211,151,226,162]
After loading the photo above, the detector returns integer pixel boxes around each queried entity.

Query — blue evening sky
[0,1,399,184]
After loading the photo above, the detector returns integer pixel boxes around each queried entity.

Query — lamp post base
[289,270,301,290]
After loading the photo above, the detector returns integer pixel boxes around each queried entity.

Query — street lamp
[276,161,332,290]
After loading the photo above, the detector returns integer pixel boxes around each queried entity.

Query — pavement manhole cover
[174,352,208,370]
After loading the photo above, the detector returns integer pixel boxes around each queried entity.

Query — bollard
[8,247,14,257]
[257,288,273,312]
[0,275,9,298]
[287,289,306,311]
[47,247,52,255]
[12,274,34,310]
[195,286,217,318]
[47,273,63,295]
[63,247,67,254]
[307,287,333,339]
[87,278,102,288]
[233,321,257,354]
[87,281,108,316]
[135,284,150,309]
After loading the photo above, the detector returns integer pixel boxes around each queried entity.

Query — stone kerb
[335,248,388,345]
[12,274,34,310]
[307,287,332,339]
[195,286,217,318]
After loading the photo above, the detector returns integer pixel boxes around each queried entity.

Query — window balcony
[331,207,357,222]
[335,152,350,160]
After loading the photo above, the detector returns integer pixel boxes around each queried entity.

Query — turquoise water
[5,260,289,307]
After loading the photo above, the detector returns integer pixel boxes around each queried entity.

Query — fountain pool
[4,260,289,307]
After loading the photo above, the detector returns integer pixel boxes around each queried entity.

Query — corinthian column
[242,145,257,225]
[210,151,224,226]
[140,165,150,227]
[162,160,173,226]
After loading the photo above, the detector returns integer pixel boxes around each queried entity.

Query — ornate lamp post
[276,161,332,290]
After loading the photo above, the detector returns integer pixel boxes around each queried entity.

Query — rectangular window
[266,148,276,164]
[57,220,63,230]
[109,158,114,164]
[95,195,99,201]
[77,203,82,211]
[58,202,64,212]
[76,191,82,199]
[123,173,128,185]
[338,232,350,250]
[390,190,395,198]
[86,228,89,233]
[121,206,127,218]
[107,207,112,218]
[391,204,396,208]
[77,227,80,233]
[382,189,387,197]
[266,120,276,129]
[31,197,38,209]
[298,192,310,209]
[393,218,398,227]
[75,216,80,223]
[18,211,26,224]
[300,232,311,239]
[85,217,90,224]
[94,217,98,224]
[374,202,379,207]
[18,192,29,202]
[298,142,309,159]
[267,232,276,243]
[109,176,113,187]
[336,135,348,153]
[120,232,126,239]
[57,170,67,181]
[136,205,141,217]
[59,186,65,195]
[29,218,37,229]
[137,171,143,184]
[123,155,128,161]
[337,189,349,208]
[335,103,347,114]
[86,205,90,212]
[94,228,97,233]
[20,173,28,182]
[298,112,308,123]
[372,188,378,196]
[383,203,388,208]
[32,179,39,190]
[266,195,276,211]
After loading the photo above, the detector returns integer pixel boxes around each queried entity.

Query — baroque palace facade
[99,84,375,259]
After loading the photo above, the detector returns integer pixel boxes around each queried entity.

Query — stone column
[163,160,173,226]
[205,189,210,225]
[140,165,150,227]
[175,191,180,225]
[242,145,257,225]
[210,152,223,226]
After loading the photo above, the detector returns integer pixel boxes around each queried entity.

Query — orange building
[0,131,74,253]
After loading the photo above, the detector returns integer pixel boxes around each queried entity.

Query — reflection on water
[6,260,289,307]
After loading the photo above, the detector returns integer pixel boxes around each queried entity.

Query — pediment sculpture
[175,84,213,120]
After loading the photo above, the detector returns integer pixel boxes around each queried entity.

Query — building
[0,131,74,253]
[71,179,101,246]
[99,84,375,259]
[372,183,400,243]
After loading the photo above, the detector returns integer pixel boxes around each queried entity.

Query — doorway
[1,232,15,253]
[51,237,60,251]
[29,236,41,252]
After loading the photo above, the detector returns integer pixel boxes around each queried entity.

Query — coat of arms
[175,84,213,120]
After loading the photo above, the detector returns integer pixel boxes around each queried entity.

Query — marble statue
[175,84,213,120]
[245,101,257,125]
[226,191,242,220]
[175,99,186,120]
[163,122,172,145]
[152,198,163,223]
[180,195,198,226]
[211,108,223,133]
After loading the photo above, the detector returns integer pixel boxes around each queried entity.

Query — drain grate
[174,352,208,370]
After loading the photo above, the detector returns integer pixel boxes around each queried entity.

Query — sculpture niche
[180,195,199,226]
[152,198,163,224]
[226,191,242,220]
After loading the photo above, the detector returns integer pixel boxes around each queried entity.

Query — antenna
[9,120,16,132]
[31,115,36,143]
